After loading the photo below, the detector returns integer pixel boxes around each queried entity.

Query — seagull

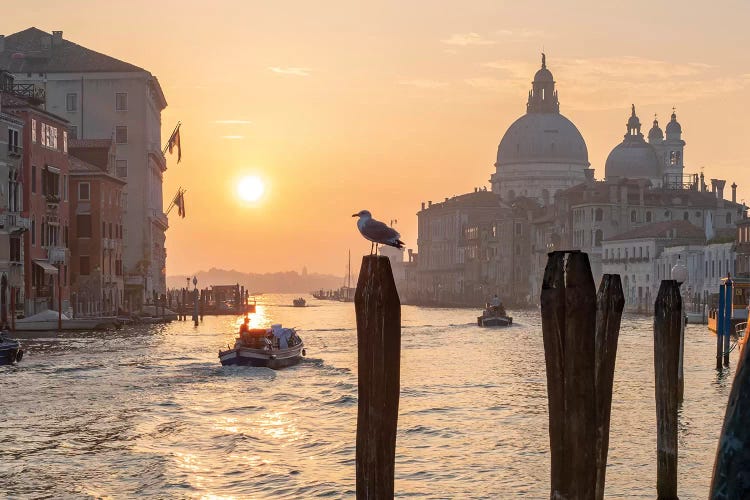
[352,210,404,255]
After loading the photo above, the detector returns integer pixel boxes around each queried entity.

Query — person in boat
[489,294,505,316]
[239,316,250,335]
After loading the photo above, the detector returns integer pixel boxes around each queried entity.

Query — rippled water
[0,293,739,498]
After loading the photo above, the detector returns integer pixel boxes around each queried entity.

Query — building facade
[68,139,125,316]
[0,28,169,309]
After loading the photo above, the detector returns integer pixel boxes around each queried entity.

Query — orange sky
[6,1,750,276]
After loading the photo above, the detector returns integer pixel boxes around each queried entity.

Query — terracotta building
[68,139,125,316]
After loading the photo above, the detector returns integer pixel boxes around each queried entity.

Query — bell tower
[526,53,560,114]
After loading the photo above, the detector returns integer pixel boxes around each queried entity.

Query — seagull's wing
[362,218,401,242]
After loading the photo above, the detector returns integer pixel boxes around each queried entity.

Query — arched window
[631,210,637,223]
[683,211,689,221]
[726,213,732,225]
[646,211,652,223]
[594,230,603,247]
[595,208,603,222]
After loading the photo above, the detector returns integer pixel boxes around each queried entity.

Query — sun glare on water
[237,176,265,202]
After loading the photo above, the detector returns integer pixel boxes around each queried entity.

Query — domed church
[605,105,685,187]
[490,54,591,206]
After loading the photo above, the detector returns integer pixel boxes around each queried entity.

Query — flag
[176,191,186,218]
[167,123,182,163]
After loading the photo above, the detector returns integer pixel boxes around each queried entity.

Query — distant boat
[477,304,513,327]
[0,333,23,365]
[339,250,354,302]
[293,297,306,307]
[219,326,305,369]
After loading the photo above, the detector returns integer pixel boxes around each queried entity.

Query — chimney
[428,200,432,207]
[0,35,5,53]
[52,31,63,46]
[716,179,726,201]
[711,179,718,195]
[408,249,413,261]
[444,197,449,202]
[421,202,425,210]
[732,182,737,203]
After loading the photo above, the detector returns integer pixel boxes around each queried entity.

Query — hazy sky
[6,1,750,276]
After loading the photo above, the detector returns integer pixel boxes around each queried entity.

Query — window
[646,211,652,223]
[116,93,128,111]
[66,93,78,112]
[69,126,77,140]
[42,168,60,200]
[115,160,128,178]
[80,256,90,276]
[108,222,113,238]
[115,126,128,144]
[595,208,603,222]
[683,211,689,221]
[31,119,37,143]
[10,237,20,262]
[31,166,36,194]
[631,210,637,223]
[727,213,732,225]
[7,129,20,154]
[594,230,603,247]
[102,221,106,236]
[31,217,35,246]
[77,215,92,237]
[78,182,90,201]
[63,131,68,154]
[670,150,681,166]
[63,175,68,201]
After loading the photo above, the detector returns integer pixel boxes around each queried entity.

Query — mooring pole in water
[192,288,199,326]
[541,251,606,499]
[717,284,726,371]
[354,255,401,500]
[594,274,625,500]
[710,329,750,499]
[654,280,681,500]
[724,277,733,367]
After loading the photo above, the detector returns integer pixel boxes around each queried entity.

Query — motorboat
[0,333,23,365]
[293,297,306,307]
[477,306,513,327]
[219,324,305,369]
[14,310,120,331]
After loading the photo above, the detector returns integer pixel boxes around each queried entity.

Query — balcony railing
[1,212,30,233]
[7,144,22,157]
[47,246,67,264]
[0,81,46,105]
[150,209,169,230]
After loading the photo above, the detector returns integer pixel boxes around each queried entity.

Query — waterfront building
[1,87,70,315]
[0,28,169,308]
[68,139,125,316]
[735,217,750,278]
[0,72,28,321]
[490,55,591,205]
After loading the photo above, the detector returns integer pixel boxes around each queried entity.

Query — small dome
[666,111,681,135]
[648,118,663,142]
[605,141,660,180]
[534,67,554,83]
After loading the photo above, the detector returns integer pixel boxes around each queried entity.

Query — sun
[237,176,265,202]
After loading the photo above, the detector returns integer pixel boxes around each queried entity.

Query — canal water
[0,294,738,498]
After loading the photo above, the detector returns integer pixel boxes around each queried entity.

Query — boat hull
[219,343,305,369]
[0,340,23,365]
[478,315,513,327]
[14,318,120,331]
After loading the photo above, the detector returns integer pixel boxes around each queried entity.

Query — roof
[605,220,705,242]
[68,155,101,173]
[496,112,589,167]
[68,138,112,149]
[0,28,145,73]
[419,190,502,212]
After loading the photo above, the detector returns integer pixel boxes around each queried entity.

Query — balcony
[7,144,22,158]
[0,81,46,105]
[0,212,30,233]
[150,209,169,231]
[47,246,67,264]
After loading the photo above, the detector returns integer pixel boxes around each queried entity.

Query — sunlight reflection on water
[0,294,738,498]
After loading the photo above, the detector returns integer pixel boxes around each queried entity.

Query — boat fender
[302,349,306,357]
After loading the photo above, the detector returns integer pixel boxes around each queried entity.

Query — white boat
[14,310,120,331]
[0,333,23,365]
[219,325,305,369]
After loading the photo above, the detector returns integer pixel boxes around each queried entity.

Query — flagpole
[165,187,186,215]
[162,121,181,155]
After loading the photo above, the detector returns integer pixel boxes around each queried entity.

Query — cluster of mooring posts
[353,251,750,499]
[174,285,255,325]
[715,276,734,370]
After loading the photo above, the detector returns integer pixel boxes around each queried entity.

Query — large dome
[496,113,589,167]
[605,142,660,179]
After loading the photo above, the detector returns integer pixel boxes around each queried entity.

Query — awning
[33,259,58,274]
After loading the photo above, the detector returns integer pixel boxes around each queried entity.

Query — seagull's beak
[351,213,358,217]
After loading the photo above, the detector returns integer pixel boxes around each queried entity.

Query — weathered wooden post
[541,251,604,499]
[653,280,681,500]
[594,274,625,500]
[717,284,725,371]
[724,277,733,367]
[354,255,401,500]
[710,325,750,499]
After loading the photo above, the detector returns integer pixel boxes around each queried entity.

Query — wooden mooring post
[540,251,624,500]
[354,255,401,500]
[710,325,750,499]
[653,280,681,500]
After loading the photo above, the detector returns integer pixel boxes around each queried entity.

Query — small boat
[14,310,120,331]
[477,308,513,327]
[219,325,305,369]
[0,333,23,365]
[293,297,306,307]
